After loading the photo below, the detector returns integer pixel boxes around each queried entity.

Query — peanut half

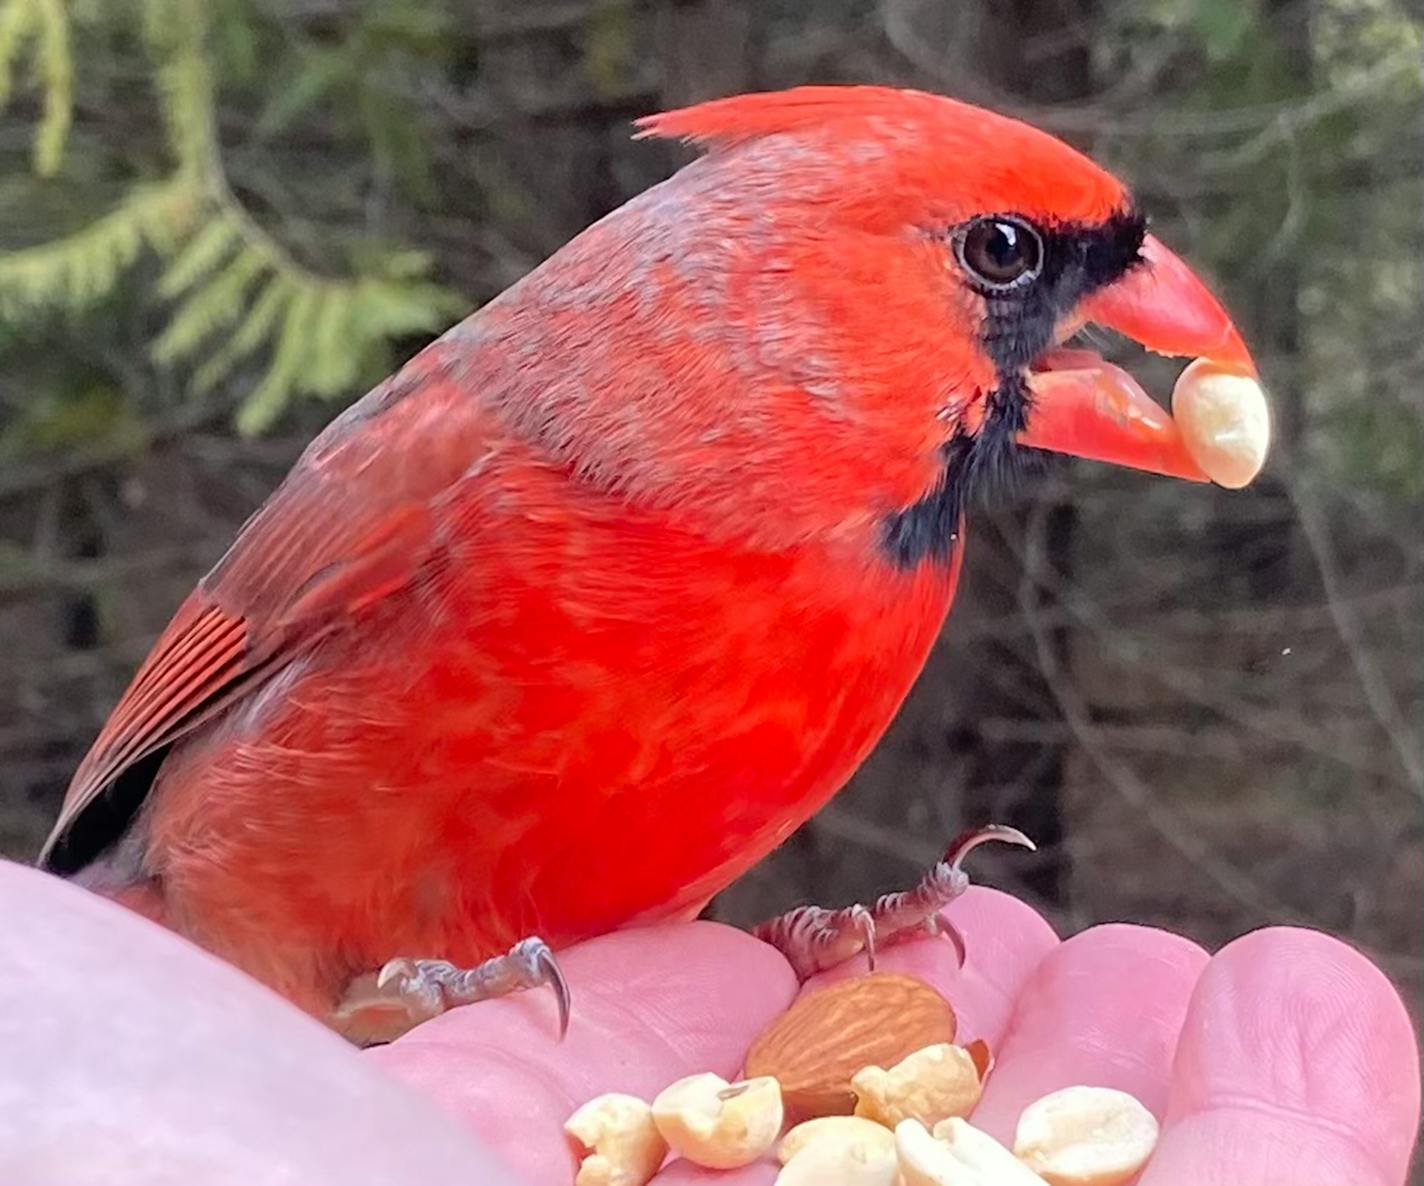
[1171,359,1270,489]
[563,1092,667,1186]
[899,1117,1049,1185]
[651,1072,783,1169]
[1012,1085,1159,1186]
[776,1136,900,1186]
[777,1115,897,1165]
[853,1042,983,1128]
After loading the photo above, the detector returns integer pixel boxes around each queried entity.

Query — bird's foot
[750,824,1035,981]
[334,935,570,1044]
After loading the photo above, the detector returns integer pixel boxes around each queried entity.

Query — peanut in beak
[1171,359,1271,489]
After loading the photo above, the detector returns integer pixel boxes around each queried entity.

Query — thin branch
[877,0,1418,141]
[811,805,944,870]
[1018,498,1316,926]
[0,397,231,501]
[1287,478,1424,801]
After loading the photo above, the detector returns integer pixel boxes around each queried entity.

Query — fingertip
[1140,1111,1398,1186]
[972,923,1208,1142]
[942,886,1062,991]
[1164,926,1420,1186]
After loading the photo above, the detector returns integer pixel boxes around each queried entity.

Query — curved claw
[938,824,1036,968]
[946,824,1037,875]
[536,944,573,1040]
[752,825,1036,983]
[372,957,449,1018]
[851,903,877,974]
[943,918,968,968]
[376,957,417,990]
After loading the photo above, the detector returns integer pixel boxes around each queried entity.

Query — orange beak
[1019,235,1259,483]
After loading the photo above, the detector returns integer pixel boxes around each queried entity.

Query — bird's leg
[751,825,1035,981]
[334,936,570,1044]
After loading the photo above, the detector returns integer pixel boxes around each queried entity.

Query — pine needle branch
[0,0,469,437]
[0,0,74,176]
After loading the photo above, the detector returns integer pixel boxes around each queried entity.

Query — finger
[802,887,1060,1047]
[1140,927,1420,1186]
[0,861,504,1186]
[368,921,797,1186]
[652,1161,776,1185]
[971,924,1209,1143]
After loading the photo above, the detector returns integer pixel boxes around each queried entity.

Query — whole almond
[744,972,957,1119]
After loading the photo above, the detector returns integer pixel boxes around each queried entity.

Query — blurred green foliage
[0,0,466,438]
[0,0,72,176]
[0,5,1420,1081]
[0,0,1417,488]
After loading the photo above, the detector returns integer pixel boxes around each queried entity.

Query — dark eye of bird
[955,216,1044,290]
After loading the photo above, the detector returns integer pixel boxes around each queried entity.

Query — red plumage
[42,87,1254,1030]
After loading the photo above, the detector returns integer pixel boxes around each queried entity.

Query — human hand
[1,860,1418,1186]
[370,889,1421,1186]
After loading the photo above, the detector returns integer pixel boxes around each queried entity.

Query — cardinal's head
[485,85,1265,563]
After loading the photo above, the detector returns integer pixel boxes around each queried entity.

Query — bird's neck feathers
[454,144,984,558]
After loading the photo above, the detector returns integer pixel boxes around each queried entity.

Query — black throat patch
[881,208,1146,570]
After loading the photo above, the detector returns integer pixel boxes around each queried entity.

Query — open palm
[0,862,1417,1186]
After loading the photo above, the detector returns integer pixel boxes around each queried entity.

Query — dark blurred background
[0,0,1420,1030]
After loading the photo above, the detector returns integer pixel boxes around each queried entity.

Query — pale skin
[0,861,1417,1186]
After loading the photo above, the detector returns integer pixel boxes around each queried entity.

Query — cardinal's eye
[955,216,1044,291]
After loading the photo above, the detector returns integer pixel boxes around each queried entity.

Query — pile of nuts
[564,972,1159,1185]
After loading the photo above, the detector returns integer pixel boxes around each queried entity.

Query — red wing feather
[40,342,495,869]
[41,597,250,864]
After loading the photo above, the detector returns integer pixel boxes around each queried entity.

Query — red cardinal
[41,87,1257,1040]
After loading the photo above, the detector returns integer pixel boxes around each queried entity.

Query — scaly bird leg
[751,825,1036,980]
[334,936,570,1044]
